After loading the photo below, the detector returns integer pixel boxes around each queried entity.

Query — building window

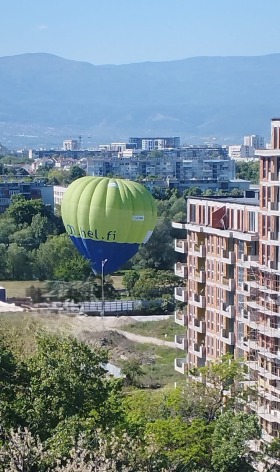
[248,211,256,232]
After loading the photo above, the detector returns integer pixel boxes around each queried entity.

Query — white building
[63,140,79,151]
[244,134,265,149]
[228,145,255,159]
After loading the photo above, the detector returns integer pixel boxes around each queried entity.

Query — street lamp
[101,259,108,317]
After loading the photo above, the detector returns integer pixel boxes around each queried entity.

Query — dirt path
[115,329,176,348]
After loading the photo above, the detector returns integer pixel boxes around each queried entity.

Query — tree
[120,358,144,386]
[123,269,184,302]
[211,411,261,472]
[6,195,54,226]
[6,243,33,279]
[132,217,176,270]
[33,234,91,281]
[183,186,203,197]
[235,161,260,183]
[68,165,86,182]
[0,216,17,247]
[24,333,122,439]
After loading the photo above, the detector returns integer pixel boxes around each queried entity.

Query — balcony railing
[174,310,188,326]
[221,250,236,264]
[174,239,188,253]
[190,293,206,308]
[220,303,235,319]
[174,335,187,351]
[220,329,235,345]
[189,342,206,358]
[193,269,206,283]
[189,244,206,258]
[221,277,236,291]
[174,287,188,303]
[174,357,187,375]
[191,318,206,333]
[174,262,188,278]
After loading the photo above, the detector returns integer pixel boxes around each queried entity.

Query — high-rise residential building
[173,118,280,441]
[244,134,265,149]
[63,139,79,151]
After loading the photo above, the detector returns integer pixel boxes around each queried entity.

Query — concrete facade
[173,118,280,440]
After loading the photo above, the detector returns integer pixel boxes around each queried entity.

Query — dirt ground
[33,312,174,361]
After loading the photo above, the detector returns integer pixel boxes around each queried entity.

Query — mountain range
[0,52,280,147]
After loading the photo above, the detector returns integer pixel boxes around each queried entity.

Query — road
[116,329,176,348]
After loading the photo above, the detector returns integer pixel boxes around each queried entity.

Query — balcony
[190,293,206,308]
[189,342,206,358]
[174,239,188,253]
[220,303,235,319]
[193,269,206,283]
[174,335,187,350]
[174,357,187,375]
[174,287,188,303]
[174,310,188,326]
[174,262,188,278]
[189,244,206,258]
[191,318,206,333]
[221,250,236,264]
[220,329,235,345]
[172,221,187,230]
[221,277,236,291]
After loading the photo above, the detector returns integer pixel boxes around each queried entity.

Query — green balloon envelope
[61,176,157,274]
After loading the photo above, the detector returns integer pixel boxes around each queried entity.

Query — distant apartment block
[129,137,180,150]
[228,144,255,159]
[244,134,265,149]
[53,185,67,208]
[0,182,54,213]
[173,118,280,441]
[63,139,79,151]
[87,155,235,182]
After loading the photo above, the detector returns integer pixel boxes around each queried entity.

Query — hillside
[0,52,279,145]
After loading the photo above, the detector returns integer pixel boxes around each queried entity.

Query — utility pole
[101,259,108,317]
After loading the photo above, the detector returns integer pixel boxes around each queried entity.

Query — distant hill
[0,52,279,146]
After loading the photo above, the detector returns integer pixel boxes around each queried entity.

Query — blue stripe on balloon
[70,236,139,274]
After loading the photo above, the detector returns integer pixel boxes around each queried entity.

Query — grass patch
[0,313,42,359]
[132,342,184,386]
[122,317,186,342]
[0,281,46,298]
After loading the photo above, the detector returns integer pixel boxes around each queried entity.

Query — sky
[1,0,280,65]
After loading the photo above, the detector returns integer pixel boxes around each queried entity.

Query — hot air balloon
[61,176,157,275]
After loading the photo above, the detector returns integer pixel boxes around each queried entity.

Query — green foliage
[6,195,53,226]
[33,234,91,280]
[23,333,121,439]
[45,277,117,302]
[119,358,144,386]
[236,160,260,183]
[211,411,261,472]
[132,217,177,270]
[123,268,182,301]
[0,331,267,471]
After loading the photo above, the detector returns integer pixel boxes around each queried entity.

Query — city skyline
[1,0,280,65]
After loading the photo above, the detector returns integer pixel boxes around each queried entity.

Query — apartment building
[0,181,54,213]
[244,134,265,150]
[173,118,280,440]
[87,155,235,181]
[129,137,180,150]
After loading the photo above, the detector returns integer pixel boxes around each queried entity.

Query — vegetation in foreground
[1,325,280,472]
